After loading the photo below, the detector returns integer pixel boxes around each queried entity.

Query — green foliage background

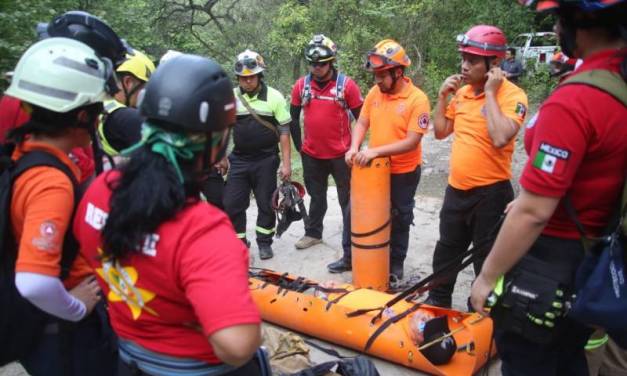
[0,0,557,106]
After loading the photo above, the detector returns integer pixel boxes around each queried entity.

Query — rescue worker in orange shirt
[426,25,528,308]
[2,37,118,375]
[345,39,431,281]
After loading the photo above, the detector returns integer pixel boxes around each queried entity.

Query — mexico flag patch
[532,142,570,175]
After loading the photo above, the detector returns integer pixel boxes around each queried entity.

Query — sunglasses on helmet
[234,58,259,74]
[455,34,508,53]
[364,52,397,70]
[306,45,332,60]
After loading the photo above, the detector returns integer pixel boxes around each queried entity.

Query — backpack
[559,69,627,347]
[560,69,627,238]
[0,149,80,366]
[300,72,350,111]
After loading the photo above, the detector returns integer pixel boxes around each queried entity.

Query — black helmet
[46,11,129,67]
[272,181,308,237]
[419,315,457,365]
[139,54,235,133]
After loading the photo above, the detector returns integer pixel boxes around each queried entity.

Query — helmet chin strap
[123,80,144,107]
[389,68,402,92]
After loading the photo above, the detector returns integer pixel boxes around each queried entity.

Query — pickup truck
[510,32,558,67]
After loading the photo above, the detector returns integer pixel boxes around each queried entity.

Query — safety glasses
[365,52,396,70]
[234,58,259,74]
[309,61,329,67]
[305,45,332,61]
[455,34,508,53]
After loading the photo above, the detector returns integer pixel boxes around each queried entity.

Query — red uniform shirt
[0,96,95,182]
[74,171,261,364]
[521,49,627,239]
[0,95,30,143]
[291,74,363,159]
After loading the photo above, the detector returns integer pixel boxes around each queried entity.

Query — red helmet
[457,25,508,58]
[518,0,624,12]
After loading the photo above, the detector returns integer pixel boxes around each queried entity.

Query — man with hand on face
[345,39,431,281]
[223,50,292,260]
[425,25,528,308]
[290,34,363,264]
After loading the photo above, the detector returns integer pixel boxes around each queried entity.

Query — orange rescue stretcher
[249,268,496,376]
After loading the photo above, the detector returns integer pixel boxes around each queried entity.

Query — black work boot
[327,258,352,273]
[258,244,273,260]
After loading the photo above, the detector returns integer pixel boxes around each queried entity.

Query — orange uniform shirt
[11,141,92,289]
[445,80,528,190]
[361,77,431,174]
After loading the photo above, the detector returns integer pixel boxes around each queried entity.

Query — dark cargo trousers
[389,166,421,268]
[224,154,279,246]
[428,180,514,307]
[301,152,352,258]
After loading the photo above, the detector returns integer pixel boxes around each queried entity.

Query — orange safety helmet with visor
[365,39,411,71]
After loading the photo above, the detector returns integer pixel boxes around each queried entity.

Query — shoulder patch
[532,142,570,175]
[32,221,59,252]
[515,102,527,118]
[418,113,429,129]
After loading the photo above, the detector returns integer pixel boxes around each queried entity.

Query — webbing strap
[560,70,627,107]
[351,219,390,238]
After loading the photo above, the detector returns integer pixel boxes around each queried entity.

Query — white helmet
[6,37,112,113]
[234,49,266,77]
[159,49,183,64]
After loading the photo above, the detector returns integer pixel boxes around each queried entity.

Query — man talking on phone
[425,25,528,308]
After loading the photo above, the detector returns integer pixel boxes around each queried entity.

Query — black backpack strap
[11,151,81,281]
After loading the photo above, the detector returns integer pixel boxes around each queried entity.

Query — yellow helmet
[116,49,155,82]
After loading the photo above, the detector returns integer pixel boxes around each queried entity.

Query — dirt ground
[0,131,529,376]
[244,130,529,375]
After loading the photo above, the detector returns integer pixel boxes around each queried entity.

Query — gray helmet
[139,54,235,133]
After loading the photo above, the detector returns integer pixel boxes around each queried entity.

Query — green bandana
[121,122,206,183]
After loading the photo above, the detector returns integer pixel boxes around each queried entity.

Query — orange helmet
[365,39,411,72]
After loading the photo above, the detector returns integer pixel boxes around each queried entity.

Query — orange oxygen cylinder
[351,157,391,291]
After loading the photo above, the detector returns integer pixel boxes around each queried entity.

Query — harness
[301,72,349,111]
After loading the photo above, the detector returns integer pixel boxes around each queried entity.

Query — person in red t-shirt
[74,54,264,376]
[290,34,363,256]
[470,1,627,375]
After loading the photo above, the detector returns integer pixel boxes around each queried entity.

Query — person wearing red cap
[425,25,528,308]
[470,1,627,374]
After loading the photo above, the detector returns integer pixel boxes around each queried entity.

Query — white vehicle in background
[510,32,559,67]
